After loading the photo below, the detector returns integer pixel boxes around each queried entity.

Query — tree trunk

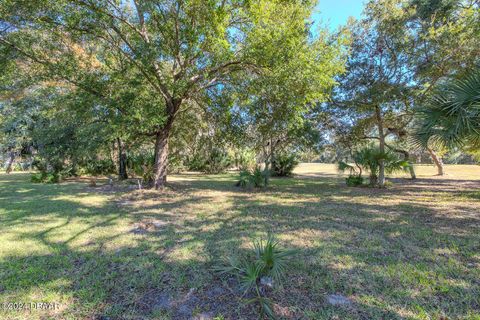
[117,138,128,180]
[152,98,181,190]
[153,130,169,190]
[392,148,416,179]
[5,151,15,174]
[375,106,386,187]
[407,161,416,179]
[264,139,274,186]
[111,140,119,173]
[264,159,270,186]
[427,147,444,176]
[416,152,422,164]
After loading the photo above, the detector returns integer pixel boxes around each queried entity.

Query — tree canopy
[0,0,348,188]
[0,0,478,187]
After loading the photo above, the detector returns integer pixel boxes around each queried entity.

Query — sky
[312,0,366,30]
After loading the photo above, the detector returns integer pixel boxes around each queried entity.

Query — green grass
[0,164,479,319]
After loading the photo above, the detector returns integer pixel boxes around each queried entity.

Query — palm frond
[215,234,296,319]
[259,296,277,320]
[254,233,297,282]
[338,160,356,174]
[413,70,480,150]
[238,261,262,295]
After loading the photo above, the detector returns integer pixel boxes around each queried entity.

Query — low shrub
[236,167,268,189]
[251,167,266,188]
[345,175,364,187]
[187,149,232,174]
[83,159,115,176]
[44,173,61,184]
[129,152,155,184]
[271,154,299,177]
[167,154,186,174]
[204,149,232,174]
[32,159,48,172]
[338,146,411,187]
[237,149,256,171]
[236,170,251,188]
[30,158,77,184]
[31,172,46,183]
[187,154,207,172]
[31,172,61,184]
[215,234,297,319]
[61,164,79,177]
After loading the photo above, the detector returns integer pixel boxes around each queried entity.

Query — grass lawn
[0,164,479,319]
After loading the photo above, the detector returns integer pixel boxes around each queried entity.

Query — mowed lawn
[0,164,479,320]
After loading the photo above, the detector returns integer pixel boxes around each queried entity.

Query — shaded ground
[0,164,479,319]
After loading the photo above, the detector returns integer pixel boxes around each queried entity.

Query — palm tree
[415,71,480,151]
[339,145,411,187]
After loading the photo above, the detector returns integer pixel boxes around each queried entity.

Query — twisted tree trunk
[427,147,444,176]
[386,144,416,179]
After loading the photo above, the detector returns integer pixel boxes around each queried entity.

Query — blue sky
[312,0,366,30]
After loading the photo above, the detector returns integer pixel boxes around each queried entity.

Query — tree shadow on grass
[124,172,478,317]
[1,173,479,319]
[202,200,479,319]
[167,175,479,318]
[118,184,479,318]
[0,246,258,319]
[0,174,253,319]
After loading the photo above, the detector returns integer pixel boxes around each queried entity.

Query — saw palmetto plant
[215,234,297,319]
[338,145,411,186]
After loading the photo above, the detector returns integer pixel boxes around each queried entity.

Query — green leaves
[338,161,356,175]
[271,153,299,177]
[236,169,251,188]
[331,0,479,172]
[236,167,269,189]
[415,71,480,150]
[253,233,298,283]
[215,233,297,319]
[1,0,345,187]
[340,145,412,186]
[129,151,156,183]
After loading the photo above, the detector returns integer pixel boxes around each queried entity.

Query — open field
[0,164,479,319]
[295,163,480,180]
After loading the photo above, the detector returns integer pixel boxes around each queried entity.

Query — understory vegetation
[338,145,411,187]
[216,234,297,319]
[0,164,479,319]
